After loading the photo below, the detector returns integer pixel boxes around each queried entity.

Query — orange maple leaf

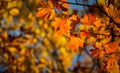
[66,36,84,50]
[49,0,69,14]
[36,1,55,20]
[90,43,105,58]
[104,58,116,72]
[36,8,55,20]
[53,17,71,37]
[80,31,90,38]
[81,13,96,25]
[90,49,105,58]
[53,15,81,36]
[104,40,120,54]
[69,15,80,34]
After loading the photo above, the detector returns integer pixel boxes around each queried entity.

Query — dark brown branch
[95,0,120,28]
[60,1,98,8]
[75,0,78,4]
[79,30,120,37]
[110,27,115,42]
[60,1,120,28]
[95,0,118,42]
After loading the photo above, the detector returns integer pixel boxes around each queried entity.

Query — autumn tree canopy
[0,0,120,73]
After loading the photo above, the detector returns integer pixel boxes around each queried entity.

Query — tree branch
[79,30,120,37]
[95,0,120,28]
[60,1,98,8]
[60,0,120,28]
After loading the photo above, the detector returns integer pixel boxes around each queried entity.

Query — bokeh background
[0,0,99,73]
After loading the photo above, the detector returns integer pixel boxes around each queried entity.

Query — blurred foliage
[0,0,76,73]
[1,0,120,73]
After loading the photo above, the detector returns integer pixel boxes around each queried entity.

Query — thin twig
[60,1,97,8]
[60,0,120,28]
[95,0,120,28]
[79,30,120,36]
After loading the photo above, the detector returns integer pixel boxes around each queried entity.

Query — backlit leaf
[66,36,84,50]
[104,40,120,54]
[36,7,55,20]
[81,13,96,25]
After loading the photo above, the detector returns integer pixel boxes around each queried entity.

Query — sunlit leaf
[66,36,84,50]
[36,7,55,20]
[104,40,120,54]
[53,17,71,36]
[110,62,119,73]
[90,50,105,58]
[9,8,19,16]
[104,58,117,72]
[80,31,90,38]
[81,13,96,25]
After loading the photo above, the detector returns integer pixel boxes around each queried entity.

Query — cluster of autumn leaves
[0,0,120,72]
[36,0,120,72]
[0,0,76,73]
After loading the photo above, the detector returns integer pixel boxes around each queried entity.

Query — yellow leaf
[2,31,8,40]
[9,8,19,16]
[7,1,18,9]
[32,38,37,44]
[39,58,47,64]
[98,0,106,7]
[110,62,119,73]
[17,56,25,62]
[19,49,26,55]
[3,53,9,59]
[8,47,17,54]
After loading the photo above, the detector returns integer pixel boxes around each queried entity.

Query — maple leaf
[104,40,120,54]
[80,31,90,38]
[36,1,55,20]
[94,17,104,28]
[90,49,105,58]
[81,13,96,25]
[105,4,120,28]
[66,36,84,50]
[104,58,116,72]
[49,0,69,14]
[90,43,105,58]
[58,0,69,11]
[68,14,80,34]
[36,7,55,20]
[53,17,71,37]
[53,15,80,37]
